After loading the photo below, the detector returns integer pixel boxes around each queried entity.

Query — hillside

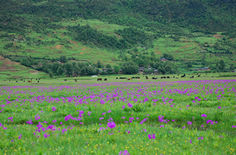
[0,56,48,79]
[0,0,236,77]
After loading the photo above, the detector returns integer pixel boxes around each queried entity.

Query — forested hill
[0,0,236,77]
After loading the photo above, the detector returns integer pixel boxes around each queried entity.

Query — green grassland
[0,72,235,86]
[0,77,235,154]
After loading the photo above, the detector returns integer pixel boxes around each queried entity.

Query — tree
[97,60,102,68]
[20,57,33,67]
[163,53,174,61]
[114,66,120,74]
[121,62,139,74]
[229,64,235,71]
[59,56,67,63]
[216,60,225,72]
[56,66,64,76]
[51,63,59,74]
[186,62,193,68]
[106,64,113,74]
[64,63,73,76]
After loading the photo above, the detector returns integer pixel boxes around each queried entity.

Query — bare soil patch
[68,40,79,48]
[54,45,63,50]
[29,70,39,74]
[0,56,19,71]
[213,34,223,39]
[180,44,192,49]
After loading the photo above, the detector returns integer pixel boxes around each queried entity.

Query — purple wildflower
[52,107,56,111]
[127,103,133,108]
[187,121,192,125]
[119,150,130,155]
[18,134,22,139]
[160,125,164,128]
[140,118,148,124]
[107,121,116,129]
[148,134,156,139]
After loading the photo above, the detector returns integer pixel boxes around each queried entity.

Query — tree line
[69,25,153,49]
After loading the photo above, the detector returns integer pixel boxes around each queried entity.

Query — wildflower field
[0,79,235,154]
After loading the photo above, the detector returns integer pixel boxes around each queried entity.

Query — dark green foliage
[116,28,153,47]
[229,64,235,71]
[96,60,102,68]
[121,62,139,74]
[59,56,67,63]
[216,60,225,72]
[113,66,120,74]
[162,53,174,61]
[69,25,128,49]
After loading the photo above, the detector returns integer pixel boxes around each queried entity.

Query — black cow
[181,74,186,78]
[97,78,102,81]
[104,78,107,81]
[132,76,140,79]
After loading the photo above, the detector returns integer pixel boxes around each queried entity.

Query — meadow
[0,77,235,154]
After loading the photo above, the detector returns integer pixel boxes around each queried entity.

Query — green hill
[0,0,235,77]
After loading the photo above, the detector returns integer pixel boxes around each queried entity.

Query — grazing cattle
[104,78,107,81]
[167,76,170,79]
[197,74,201,77]
[28,80,31,83]
[116,77,119,79]
[181,74,186,78]
[64,79,67,81]
[74,79,78,82]
[127,78,131,80]
[190,76,194,78]
[145,76,149,79]
[132,76,140,79]
[37,80,40,83]
[97,78,102,81]
[152,77,157,80]
[119,77,127,79]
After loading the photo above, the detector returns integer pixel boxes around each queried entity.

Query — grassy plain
[0,74,235,154]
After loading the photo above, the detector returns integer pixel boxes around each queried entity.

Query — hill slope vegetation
[0,0,235,77]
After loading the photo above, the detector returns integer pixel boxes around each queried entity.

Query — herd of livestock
[96,73,201,81]
[4,73,205,84]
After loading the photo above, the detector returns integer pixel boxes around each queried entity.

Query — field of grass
[0,74,235,154]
